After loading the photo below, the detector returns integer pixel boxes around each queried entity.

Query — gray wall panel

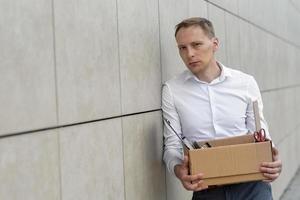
[122,111,165,200]
[245,27,269,90]
[166,170,192,200]
[188,0,208,18]
[59,118,124,200]
[272,133,299,199]
[118,0,161,114]
[265,35,279,89]
[239,19,250,72]
[225,13,241,70]
[54,0,121,124]
[0,131,60,200]
[208,4,227,65]
[210,0,238,14]
[0,0,57,135]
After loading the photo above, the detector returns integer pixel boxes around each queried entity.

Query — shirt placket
[207,84,217,136]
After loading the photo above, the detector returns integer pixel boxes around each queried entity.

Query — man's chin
[188,66,203,74]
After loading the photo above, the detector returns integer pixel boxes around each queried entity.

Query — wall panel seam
[50,0,62,199]
[51,0,60,126]
[289,0,300,15]
[0,109,162,138]
[158,0,163,87]
[203,0,300,50]
[115,0,127,198]
[157,0,167,199]
[261,84,300,93]
[116,0,123,116]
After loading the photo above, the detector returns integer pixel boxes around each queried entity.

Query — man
[162,17,282,200]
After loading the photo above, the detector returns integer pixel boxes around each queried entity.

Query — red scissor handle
[254,128,266,142]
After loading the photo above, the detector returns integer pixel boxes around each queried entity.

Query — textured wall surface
[0,0,300,199]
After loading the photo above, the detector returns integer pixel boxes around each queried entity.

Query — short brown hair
[175,17,215,38]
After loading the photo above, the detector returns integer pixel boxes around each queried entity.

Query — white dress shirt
[162,62,270,175]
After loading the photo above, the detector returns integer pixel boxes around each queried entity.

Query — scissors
[254,128,266,142]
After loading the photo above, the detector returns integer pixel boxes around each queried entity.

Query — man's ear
[212,37,219,52]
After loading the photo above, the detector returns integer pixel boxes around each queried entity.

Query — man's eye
[194,43,202,47]
[179,46,186,50]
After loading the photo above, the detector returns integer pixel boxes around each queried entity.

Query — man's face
[175,26,219,76]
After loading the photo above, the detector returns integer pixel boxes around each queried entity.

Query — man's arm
[246,76,282,181]
[161,83,184,175]
[162,84,208,191]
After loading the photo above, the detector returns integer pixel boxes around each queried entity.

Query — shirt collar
[218,62,232,81]
[183,61,232,83]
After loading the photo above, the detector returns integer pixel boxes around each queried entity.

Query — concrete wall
[0,0,299,199]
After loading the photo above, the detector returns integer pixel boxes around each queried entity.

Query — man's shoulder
[164,70,191,86]
[225,66,254,80]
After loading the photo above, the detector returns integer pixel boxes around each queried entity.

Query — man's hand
[260,146,282,182]
[174,155,208,191]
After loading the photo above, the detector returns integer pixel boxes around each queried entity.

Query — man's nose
[186,47,195,58]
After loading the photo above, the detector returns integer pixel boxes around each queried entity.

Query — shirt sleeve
[161,83,184,176]
[245,76,272,140]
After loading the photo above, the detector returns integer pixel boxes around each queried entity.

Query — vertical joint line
[50,1,62,200]
[115,0,126,199]
[51,0,59,125]
[157,0,163,90]
[157,0,166,196]
[115,0,123,117]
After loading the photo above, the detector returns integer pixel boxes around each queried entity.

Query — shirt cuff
[164,148,184,176]
[169,158,183,176]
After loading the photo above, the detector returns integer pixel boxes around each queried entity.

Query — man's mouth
[189,61,201,66]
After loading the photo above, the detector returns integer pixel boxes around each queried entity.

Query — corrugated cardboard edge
[204,173,266,186]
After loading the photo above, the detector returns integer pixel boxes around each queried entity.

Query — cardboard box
[188,134,273,186]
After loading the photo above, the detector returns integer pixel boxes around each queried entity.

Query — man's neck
[195,60,221,83]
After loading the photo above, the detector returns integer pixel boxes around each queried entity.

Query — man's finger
[263,173,280,180]
[260,166,280,174]
[182,180,200,191]
[182,173,204,182]
[183,179,208,191]
[261,160,282,168]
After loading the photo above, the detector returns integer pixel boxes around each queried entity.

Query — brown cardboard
[188,134,273,186]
